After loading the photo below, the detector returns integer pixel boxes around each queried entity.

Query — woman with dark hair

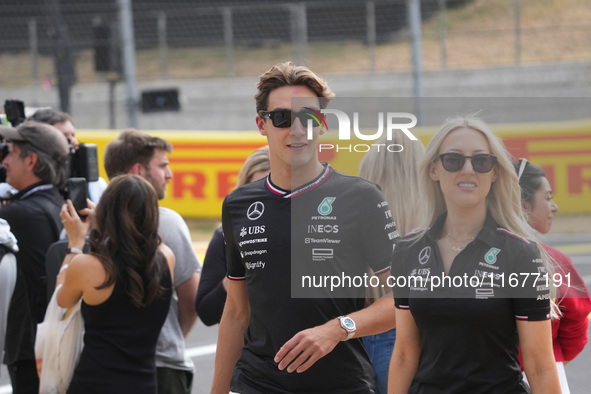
[515,158,591,394]
[56,174,175,393]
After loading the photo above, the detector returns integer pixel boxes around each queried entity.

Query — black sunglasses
[439,153,497,173]
[258,108,324,129]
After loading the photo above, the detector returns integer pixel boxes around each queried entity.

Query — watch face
[342,317,355,330]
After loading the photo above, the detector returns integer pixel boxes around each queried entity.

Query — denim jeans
[362,328,396,394]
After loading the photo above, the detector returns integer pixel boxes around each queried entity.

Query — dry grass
[1,0,591,86]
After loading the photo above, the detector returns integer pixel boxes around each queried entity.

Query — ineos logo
[418,246,431,265]
[247,201,265,221]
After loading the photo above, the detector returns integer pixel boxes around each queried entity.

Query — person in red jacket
[515,158,591,393]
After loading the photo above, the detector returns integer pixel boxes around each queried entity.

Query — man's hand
[274,319,344,374]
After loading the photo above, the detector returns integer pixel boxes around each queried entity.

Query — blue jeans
[363,328,396,394]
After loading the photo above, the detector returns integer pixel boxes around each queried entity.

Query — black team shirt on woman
[392,212,551,394]
[222,163,397,394]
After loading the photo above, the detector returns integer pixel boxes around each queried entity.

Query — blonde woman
[388,116,560,393]
[359,134,426,394]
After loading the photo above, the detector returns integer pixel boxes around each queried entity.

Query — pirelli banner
[79,118,591,218]
[76,130,266,218]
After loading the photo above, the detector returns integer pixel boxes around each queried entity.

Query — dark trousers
[157,367,193,394]
[7,359,39,394]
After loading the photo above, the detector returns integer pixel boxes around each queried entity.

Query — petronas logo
[484,248,501,264]
[318,197,336,215]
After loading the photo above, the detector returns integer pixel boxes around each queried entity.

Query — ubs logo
[247,201,265,220]
[240,225,266,237]
[418,246,431,265]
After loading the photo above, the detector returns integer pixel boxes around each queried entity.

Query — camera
[68,143,99,182]
[1,100,99,206]
[1,99,99,184]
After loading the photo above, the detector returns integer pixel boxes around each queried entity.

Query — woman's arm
[55,199,91,308]
[56,254,89,308]
[159,243,176,285]
[195,229,229,326]
[388,308,420,394]
[518,319,561,394]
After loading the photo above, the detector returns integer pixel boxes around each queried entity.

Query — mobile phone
[4,99,26,127]
[66,177,89,220]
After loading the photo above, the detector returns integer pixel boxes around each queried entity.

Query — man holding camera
[0,121,69,393]
[29,108,108,202]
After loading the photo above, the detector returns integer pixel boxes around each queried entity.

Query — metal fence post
[367,1,376,72]
[438,0,447,69]
[28,19,39,87]
[158,12,168,80]
[118,0,138,128]
[223,7,235,77]
[407,0,424,125]
[291,3,307,66]
[514,0,521,65]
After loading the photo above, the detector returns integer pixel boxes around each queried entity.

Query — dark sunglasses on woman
[439,153,497,173]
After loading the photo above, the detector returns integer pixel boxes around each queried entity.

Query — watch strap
[65,247,83,255]
[337,315,356,341]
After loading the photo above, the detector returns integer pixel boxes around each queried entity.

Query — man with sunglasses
[212,62,397,394]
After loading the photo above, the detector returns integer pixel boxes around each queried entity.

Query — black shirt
[68,266,172,393]
[222,164,396,394]
[195,227,227,326]
[0,182,64,364]
[392,213,550,394]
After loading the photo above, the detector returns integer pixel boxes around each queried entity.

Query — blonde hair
[418,116,530,235]
[236,146,271,187]
[419,115,559,315]
[359,134,426,236]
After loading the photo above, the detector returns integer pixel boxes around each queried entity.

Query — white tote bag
[35,284,85,394]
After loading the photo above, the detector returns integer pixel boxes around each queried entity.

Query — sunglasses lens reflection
[268,110,319,128]
[440,154,495,173]
[271,111,291,128]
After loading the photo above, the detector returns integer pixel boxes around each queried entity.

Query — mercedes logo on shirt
[418,246,431,265]
[247,201,265,221]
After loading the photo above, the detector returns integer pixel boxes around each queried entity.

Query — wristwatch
[65,247,83,255]
[337,316,356,341]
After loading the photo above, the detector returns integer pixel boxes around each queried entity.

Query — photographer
[0,121,69,394]
[28,108,107,202]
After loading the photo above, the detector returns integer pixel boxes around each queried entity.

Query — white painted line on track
[0,344,218,393]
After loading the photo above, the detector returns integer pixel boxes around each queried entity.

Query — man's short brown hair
[104,129,172,180]
[254,62,335,112]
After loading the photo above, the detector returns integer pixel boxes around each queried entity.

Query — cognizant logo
[306,109,418,153]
